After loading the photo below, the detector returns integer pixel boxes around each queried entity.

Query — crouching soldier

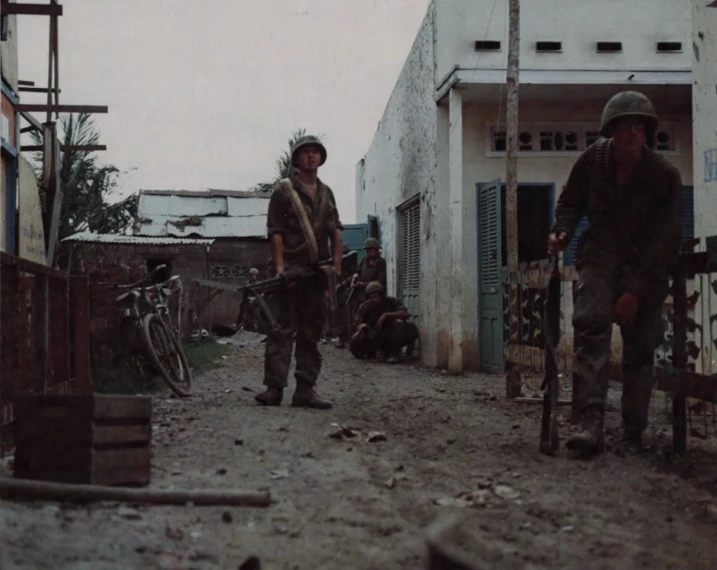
[548,90,682,456]
[350,281,418,362]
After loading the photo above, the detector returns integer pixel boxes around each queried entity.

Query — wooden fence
[0,253,91,453]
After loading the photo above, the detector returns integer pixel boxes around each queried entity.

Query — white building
[356,0,694,373]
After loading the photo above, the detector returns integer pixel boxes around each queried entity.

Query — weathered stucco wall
[356,2,439,365]
[693,0,717,240]
[0,10,19,91]
[434,0,692,83]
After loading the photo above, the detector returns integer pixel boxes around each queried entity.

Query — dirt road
[1,341,716,569]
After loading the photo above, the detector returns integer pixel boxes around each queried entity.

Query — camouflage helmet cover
[365,281,384,296]
[249,268,259,275]
[290,135,327,167]
[363,237,380,250]
[599,91,658,136]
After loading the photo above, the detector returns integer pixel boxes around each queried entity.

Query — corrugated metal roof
[62,232,215,245]
[136,190,269,239]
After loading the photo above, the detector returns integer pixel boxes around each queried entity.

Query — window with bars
[398,199,420,324]
[489,123,679,155]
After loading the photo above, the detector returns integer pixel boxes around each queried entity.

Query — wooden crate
[13,395,152,486]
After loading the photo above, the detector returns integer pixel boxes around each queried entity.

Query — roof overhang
[435,67,692,103]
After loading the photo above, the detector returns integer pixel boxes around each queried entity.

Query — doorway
[477,182,554,372]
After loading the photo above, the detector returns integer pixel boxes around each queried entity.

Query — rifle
[540,255,561,455]
[235,252,354,331]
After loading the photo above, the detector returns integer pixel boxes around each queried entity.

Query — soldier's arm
[326,187,344,274]
[355,303,369,330]
[267,185,289,274]
[623,166,683,298]
[551,152,590,241]
[381,298,409,321]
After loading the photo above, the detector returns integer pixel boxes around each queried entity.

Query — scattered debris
[433,490,490,508]
[384,472,408,489]
[216,468,227,475]
[329,424,387,443]
[235,438,244,446]
[165,524,184,540]
[492,484,521,501]
[270,469,289,480]
[222,511,233,523]
[116,506,142,520]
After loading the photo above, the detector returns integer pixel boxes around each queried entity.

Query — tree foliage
[252,127,312,193]
[29,113,137,239]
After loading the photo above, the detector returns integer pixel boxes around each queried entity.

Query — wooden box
[13,395,152,486]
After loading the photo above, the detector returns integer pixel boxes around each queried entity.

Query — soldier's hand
[377,314,386,328]
[614,292,639,326]
[547,232,568,255]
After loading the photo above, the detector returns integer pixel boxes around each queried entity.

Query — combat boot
[254,387,283,406]
[566,405,604,456]
[622,425,644,453]
[291,385,332,410]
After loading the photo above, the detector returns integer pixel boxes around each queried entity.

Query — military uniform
[350,293,418,360]
[262,171,342,398]
[552,91,682,451]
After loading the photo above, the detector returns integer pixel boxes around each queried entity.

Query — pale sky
[17,0,431,223]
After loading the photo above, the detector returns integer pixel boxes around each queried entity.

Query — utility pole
[505,0,520,272]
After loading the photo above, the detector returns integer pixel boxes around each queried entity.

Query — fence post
[71,275,92,395]
[671,268,688,454]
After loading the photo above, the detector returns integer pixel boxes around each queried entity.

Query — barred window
[211,265,249,278]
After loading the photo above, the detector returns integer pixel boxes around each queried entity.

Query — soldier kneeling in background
[350,281,418,363]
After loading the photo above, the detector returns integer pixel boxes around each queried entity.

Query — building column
[448,87,464,373]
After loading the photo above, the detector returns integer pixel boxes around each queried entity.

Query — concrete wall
[0,10,19,91]
[356,2,441,364]
[434,0,692,82]
[692,0,717,239]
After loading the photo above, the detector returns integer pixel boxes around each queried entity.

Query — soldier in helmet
[249,267,260,282]
[548,91,683,456]
[255,135,343,409]
[350,281,418,362]
[242,267,263,333]
[347,237,386,335]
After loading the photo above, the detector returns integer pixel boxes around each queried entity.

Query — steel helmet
[290,135,327,167]
[599,91,658,136]
[363,237,380,250]
[249,268,259,275]
[365,281,384,296]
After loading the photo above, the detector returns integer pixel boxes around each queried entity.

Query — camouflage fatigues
[552,140,682,431]
[350,296,418,359]
[264,176,342,388]
[348,256,387,330]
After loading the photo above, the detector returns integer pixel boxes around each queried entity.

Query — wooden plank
[16,104,108,114]
[93,395,152,420]
[18,111,42,132]
[92,425,151,445]
[18,87,62,94]
[21,144,106,152]
[71,275,91,394]
[654,367,717,403]
[92,446,150,486]
[0,2,63,16]
[18,81,36,87]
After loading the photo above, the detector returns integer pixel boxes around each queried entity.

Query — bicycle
[111,265,192,397]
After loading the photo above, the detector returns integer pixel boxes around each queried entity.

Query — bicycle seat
[115,290,140,304]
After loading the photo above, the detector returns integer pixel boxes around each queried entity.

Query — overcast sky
[17,0,431,223]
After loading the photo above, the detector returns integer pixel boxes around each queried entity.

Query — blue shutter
[564,217,589,266]
[681,186,694,242]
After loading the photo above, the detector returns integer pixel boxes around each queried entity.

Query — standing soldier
[347,238,386,333]
[548,91,682,456]
[254,135,343,409]
[242,268,262,332]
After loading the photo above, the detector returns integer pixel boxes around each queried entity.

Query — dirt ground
[1,341,717,570]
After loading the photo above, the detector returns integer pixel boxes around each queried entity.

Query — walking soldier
[254,135,344,409]
[548,91,683,455]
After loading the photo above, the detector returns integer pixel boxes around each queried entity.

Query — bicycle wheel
[141,313,193,397]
